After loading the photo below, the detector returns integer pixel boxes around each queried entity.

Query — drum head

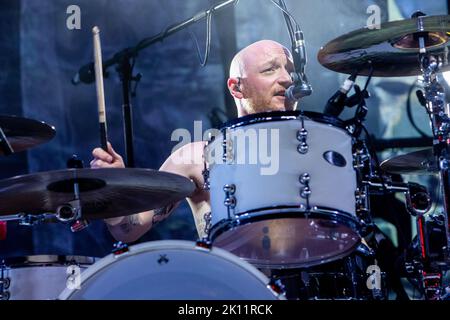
[209,210,361,269]
[59,240,283,300]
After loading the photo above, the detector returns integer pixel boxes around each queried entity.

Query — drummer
[90,39,296,242]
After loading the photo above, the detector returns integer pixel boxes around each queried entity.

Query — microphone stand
[0,127,13,156]
[277,0,312,101]
[73,0,239,167]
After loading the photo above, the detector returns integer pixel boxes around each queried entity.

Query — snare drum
[0,255,95,300]
[204,111,362,269]
[59,240,285,300]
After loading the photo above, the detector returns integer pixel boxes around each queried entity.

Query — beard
[244,96,294,114]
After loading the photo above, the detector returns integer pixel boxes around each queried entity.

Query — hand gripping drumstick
[92,26,108,151]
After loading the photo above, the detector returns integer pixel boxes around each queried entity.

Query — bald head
[227,40,295,116]
[229,40,292,78]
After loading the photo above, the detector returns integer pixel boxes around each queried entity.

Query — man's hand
[90,142,125,169]
[90,142,126,226]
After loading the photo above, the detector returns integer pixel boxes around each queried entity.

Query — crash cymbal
[0,168,195,219]
[380,148,438,175]
[318,15,450,77]
[0,115,55,155]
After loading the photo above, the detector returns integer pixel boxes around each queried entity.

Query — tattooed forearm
[152,204,175,226]
[118,214,140,234]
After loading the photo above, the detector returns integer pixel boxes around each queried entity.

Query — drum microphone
[285,29,313,104]
[323,71,358,117]
[72,62,96,85]
[276,0,312,104]
[285,81,313,104]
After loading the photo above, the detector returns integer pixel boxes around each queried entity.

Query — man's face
[240,43,295,114]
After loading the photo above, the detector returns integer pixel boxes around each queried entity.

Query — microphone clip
[345,84,370,109]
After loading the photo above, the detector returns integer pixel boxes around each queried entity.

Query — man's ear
[227,77,243,99]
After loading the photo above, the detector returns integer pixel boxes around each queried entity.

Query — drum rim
[218,110,347,131]
[2,255,97,268]
[208,206,362,269]
[58,240,284,300]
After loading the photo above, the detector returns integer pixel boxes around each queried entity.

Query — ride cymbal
[318,15,450,77]
[0,116,55,155]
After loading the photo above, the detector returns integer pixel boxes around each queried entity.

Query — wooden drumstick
[92,26,108,151]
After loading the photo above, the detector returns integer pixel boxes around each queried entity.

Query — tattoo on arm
[151,204,175,226]
[118,214,140,234]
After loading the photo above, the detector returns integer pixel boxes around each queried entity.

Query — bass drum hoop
[59,240,285,300]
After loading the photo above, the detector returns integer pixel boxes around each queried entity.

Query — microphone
[285,81,313,104]
[416,90,427,107]
[285,29,313,104]
[292,29,307,78]
[285,28,313,104]
[72,62,96,85]
[323,72,358,117]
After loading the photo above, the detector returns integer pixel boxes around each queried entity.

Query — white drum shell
[207,116,357,222]
[3,256,94,300]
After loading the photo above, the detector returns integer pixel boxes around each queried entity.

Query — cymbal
[0,168,195,219]
[0,116,55,155]
[380,148,438,175]
[318,15,450,77]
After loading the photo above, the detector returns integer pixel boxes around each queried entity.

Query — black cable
[350,66,373,138]
[277,0,296,44]
[188,7,213,67]
[270,0,300,33]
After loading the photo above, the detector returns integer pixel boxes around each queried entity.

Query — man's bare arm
[106,203,177,243]
[93,141,204,243]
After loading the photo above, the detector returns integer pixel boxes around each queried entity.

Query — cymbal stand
[64,155,89,232]
[417,49,450,299]
[0,213,58,226]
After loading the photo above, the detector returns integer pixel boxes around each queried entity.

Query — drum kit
[1,13,450,300]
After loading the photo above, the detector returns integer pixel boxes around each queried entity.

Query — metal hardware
[0,261,10,300]
[203,211,212,235]
[223,184,236,219]
[297,117,309,154]
[299,172,311,209]
[112,241,129,256]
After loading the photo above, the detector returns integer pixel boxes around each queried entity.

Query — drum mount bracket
[0,261,11,300]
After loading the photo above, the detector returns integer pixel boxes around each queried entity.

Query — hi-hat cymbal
[0,116,55,155]
[0,168,195,219]
[318,15,450,77]
[380,148,438,175]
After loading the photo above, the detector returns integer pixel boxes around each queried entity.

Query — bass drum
[59,240,285,300]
